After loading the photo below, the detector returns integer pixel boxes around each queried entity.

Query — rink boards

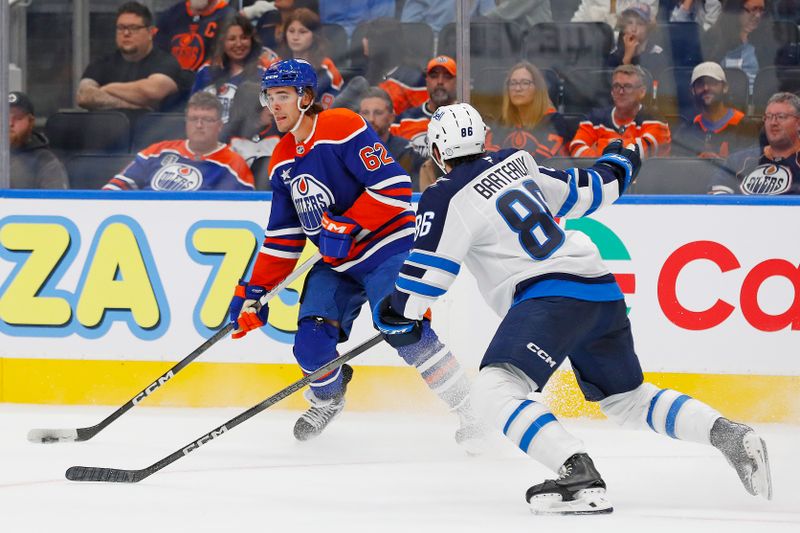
[1,191,799,422]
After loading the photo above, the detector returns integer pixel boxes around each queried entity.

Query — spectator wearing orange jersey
[390,55,458,159]
[569,64,670,158]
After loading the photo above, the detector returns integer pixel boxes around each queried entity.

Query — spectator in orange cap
[390,55,458,159]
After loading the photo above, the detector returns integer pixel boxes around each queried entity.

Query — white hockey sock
[415,344,472,410]
[600,382,721,444]
[472,364,585,472]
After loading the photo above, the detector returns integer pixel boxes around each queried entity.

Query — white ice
[1,404,798,533]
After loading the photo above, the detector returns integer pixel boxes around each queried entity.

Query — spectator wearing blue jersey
[154,0,235,72]
[103,92,254,191]
[191,14,268,124]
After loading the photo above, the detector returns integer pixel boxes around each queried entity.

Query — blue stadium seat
[45,110,131,155]
[65,153,134,190]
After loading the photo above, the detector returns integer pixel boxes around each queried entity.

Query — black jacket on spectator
[10,131,69,189]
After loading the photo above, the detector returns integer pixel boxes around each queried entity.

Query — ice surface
[1,404,798,532]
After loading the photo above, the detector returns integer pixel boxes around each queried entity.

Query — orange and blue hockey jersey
[569,106,671,158]
[103,140,254,191]
[249,108,415,290]
[155,1,234,71]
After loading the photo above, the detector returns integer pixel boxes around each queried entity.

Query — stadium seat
[540,157,596,170]
[131,113,186,152]
[45,110,131,155]
[631,157,719,194]
[752,66,800,114]
[438,20,523,73]
[349,21,434,78]
[562,68,613,115]
[522,22,614,71]
[550,0,581,22]
[560,112,586,141]
[321,23,349,69]
[65,153,134,190]
[250,156,273,191]
[653,23,703,71]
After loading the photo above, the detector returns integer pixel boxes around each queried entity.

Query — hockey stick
[65,332,384,483]
[28,252,322,444]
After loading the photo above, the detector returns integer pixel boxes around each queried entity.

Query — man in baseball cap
[674,62,753,158]
[390,55,458,150]
[9,91,68,189]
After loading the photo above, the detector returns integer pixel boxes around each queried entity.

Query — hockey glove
[373,295,422,348]
[229,280,270,339]
[595,139,642,194]
[319,212,361,261]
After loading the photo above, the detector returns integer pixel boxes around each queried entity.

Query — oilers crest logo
[151,163,203,191]
[740,164,791,195]
[171,32,205,71]
[290,174,334,234]
[410,132,429,158]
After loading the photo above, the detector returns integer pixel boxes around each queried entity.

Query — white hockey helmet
[426,103,487,173]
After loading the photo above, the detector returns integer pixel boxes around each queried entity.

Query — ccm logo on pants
[527,342,556,368]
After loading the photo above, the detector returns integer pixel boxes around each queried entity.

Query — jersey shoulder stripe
[139,139,188,158]
[313,108,367,143]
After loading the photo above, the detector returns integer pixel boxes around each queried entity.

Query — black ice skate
[710,417,773,500]
[293,364,353,442]
[525,453,613,515]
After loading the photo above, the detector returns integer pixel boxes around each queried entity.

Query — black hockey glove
[373,296,423,348]
[595,139,642,194]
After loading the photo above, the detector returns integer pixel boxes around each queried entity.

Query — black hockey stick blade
[29,253,321,445]
[65,333,384,483]
[66,466,142,483]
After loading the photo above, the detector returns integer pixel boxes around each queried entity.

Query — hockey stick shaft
[66,332,384,483]
[29,252,322,444]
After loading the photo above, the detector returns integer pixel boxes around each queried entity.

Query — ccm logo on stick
[131,371,174,405]
[182,426,229,455]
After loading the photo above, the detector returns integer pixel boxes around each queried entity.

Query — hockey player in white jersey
[373,103,773,515]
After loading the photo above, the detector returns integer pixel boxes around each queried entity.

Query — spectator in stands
[400,0,495,32]
[486,61,569,159]
[606,5,669,75]
[572,0,658,28]
[391,55,458,158]
[358,87,423,189]
[674,62,754,158]
[270,8,343,108]
[570,64,670,157]
[8,91,68,189]
[191,14,269,124]
[155,0,235,72]
[710,92,800,195]
[362,18,427,116]
[241,0,320,50]
[660,0,721,30]
[103,92,254,191]
[319,0,395,36]
[77,2,183,112]
[703,0,785,91]
[224,81,282,171]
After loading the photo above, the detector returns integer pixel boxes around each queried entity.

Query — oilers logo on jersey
[740,164,792,195]
[150,163,204,191]
[291,174,335,234]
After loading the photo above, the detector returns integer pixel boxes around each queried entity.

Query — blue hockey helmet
[260,59,317,105]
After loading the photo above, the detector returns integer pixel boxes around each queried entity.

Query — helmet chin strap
[290,91,313,134]
[432,145,447,173]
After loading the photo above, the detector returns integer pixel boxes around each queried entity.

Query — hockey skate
[525,453,613,515]
[710,417,773,500]
[293,364,353,442]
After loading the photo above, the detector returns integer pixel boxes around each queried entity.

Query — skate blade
[744,433,773,500]
[528,488,613,515]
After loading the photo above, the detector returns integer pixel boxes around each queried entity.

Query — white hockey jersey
[392,148,628,319]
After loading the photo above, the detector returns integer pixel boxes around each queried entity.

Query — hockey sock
[600,382,722,444]
[396,322,471,409]
[294,317,342,401]
[472,364,585,472]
